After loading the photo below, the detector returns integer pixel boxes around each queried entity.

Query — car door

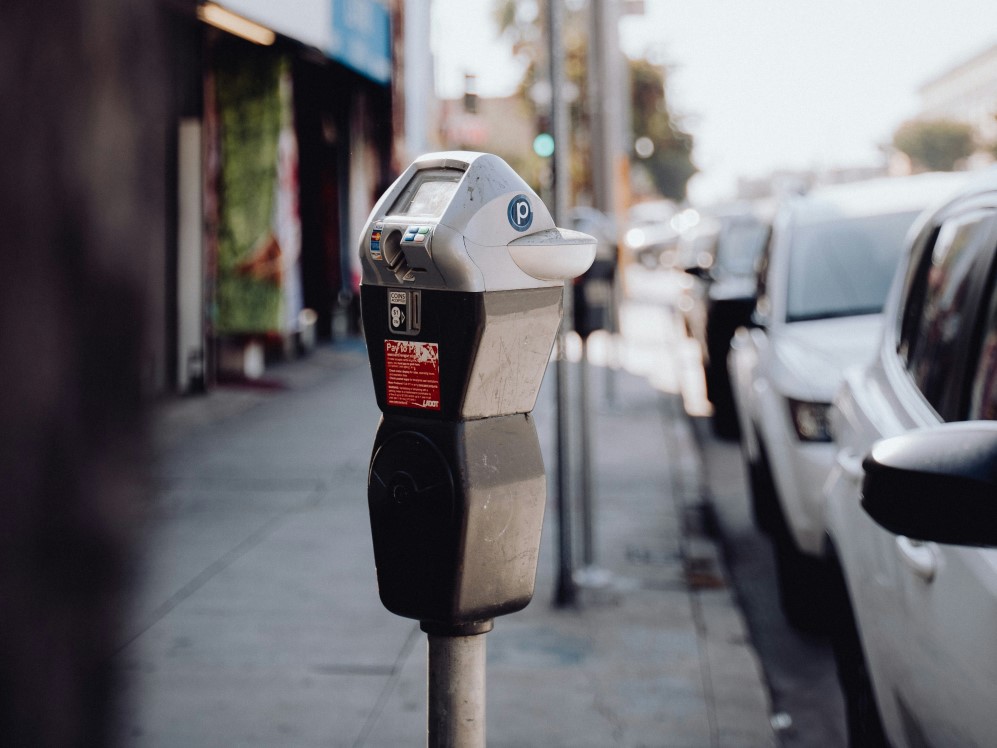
[879,204,997,747]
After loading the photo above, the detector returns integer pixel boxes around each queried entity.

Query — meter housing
[360,152,595,634]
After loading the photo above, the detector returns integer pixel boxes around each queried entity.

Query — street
[7,5,994,744]
[130,263,780,746]
[128,262,848,746]
[693,421,846,748]
[623,264,848,747]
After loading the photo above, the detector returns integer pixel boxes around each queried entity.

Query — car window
[968,261,997,420]
[785,210,918,322]
[716,221,768,277]
[752,226,776,322]
[692,231,719,265]
[901,208,997,418]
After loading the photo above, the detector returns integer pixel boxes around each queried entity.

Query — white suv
[728,173,968,630]
[823,167,997,747]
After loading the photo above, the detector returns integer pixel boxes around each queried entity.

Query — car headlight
[787,399,832,442]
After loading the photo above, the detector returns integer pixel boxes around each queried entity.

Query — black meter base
[367,413,546,630]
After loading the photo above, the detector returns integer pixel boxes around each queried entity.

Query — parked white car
[823,168,997,746]
[728,173,968,629]
[680,205,771,438]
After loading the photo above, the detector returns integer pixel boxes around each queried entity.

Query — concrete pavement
[123,301,777,746]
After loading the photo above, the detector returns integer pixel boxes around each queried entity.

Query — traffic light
[533,132,554,158]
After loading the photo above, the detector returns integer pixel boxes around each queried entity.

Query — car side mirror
[861,422,997,548]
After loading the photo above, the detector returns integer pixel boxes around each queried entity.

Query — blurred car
[727,172,968,629]
[680,206,770,437]
[624,198,681,268]
[570,206,617,253]
[674,215,721,347]
[623,221,680,268]
[822,167,997,746]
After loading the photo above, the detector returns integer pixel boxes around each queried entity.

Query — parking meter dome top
[359,152,596,292]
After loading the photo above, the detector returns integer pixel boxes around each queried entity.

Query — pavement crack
[310,664,396,676]
[690,591,722,747]
[352,624,421,748]
[588,672,626,744]
[115,507,295,654]
[661,393,722,747]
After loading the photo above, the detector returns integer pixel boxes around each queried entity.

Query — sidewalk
[123,334,776,746]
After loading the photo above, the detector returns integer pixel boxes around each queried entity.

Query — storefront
[166,1,395,392]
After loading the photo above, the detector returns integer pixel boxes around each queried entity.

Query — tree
[630,58,696,200]
[893,119,976,172]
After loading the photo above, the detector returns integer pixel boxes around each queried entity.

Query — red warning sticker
[384,339,441,410]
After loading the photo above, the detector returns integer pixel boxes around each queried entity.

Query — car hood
[773,315,883,400]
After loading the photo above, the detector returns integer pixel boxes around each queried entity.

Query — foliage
[629,58,696,200]
[492,0,695,202]
[892,119,976,172]
[213,47,283,333]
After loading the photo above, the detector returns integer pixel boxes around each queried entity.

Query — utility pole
[549,0,577,608]
[588,0,626,219]
[574,0,629,578]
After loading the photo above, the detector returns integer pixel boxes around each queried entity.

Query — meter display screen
[407,179,459,217]
[391,169,463,218]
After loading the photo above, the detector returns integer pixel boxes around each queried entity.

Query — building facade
[159,0,429,394]
[918,42,997,164]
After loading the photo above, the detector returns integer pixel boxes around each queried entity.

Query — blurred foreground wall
[0,0,168,744]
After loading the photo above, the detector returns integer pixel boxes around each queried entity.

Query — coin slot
[382,229,404,270]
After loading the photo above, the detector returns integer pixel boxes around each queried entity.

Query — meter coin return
[359,151,596,636]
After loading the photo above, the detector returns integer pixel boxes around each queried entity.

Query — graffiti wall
[209,46,301,335]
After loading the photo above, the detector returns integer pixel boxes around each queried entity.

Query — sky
[431,0,997,203]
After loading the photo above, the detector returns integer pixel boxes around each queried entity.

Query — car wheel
[826,553,890,747]
[744,443,778,536]
[708,369,740,440]
[705,322,740,440]
[771,518,829,633]
[711,405,740,440]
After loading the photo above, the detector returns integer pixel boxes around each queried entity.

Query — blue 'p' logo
[507,194,533,232]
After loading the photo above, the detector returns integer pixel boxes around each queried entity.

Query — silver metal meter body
[360,151,594,635]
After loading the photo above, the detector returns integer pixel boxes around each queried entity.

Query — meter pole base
[427,631,487,748]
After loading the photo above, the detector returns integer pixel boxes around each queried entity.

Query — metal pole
[554,318,576,605]
[579,335,595,567]
[590,0,621,412]
[549,0,577,608]
[588,0,609,213]
[427,634,486,748]
[549,2,569,227]
[580,0,600,568]
[605,271,619,407]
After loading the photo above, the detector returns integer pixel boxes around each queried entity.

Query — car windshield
[786,210,918,322]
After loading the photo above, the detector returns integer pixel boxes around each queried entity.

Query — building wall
[438,94,541,187]
[163,2,397,391]
[919,42,997,145]
[401,0,438,163]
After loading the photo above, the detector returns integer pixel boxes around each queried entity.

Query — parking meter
[570,210,618,339]
[360,151,595,636]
